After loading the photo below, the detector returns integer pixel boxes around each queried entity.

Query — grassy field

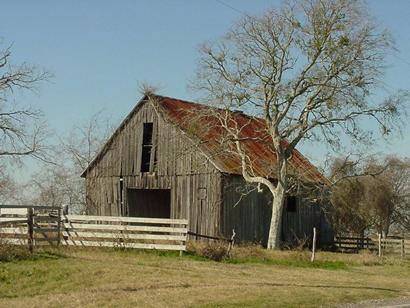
[0,246,409,307]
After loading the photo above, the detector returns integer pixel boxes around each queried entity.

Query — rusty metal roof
[81,94,328,184]
[155,95,328,184]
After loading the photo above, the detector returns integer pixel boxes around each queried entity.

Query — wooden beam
[61,240,186,251]
[62,231,186,241]
[64,215,188,225]
[63,223,187,233]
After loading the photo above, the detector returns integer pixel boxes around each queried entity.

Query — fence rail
[1,205,188,253]
[335,235,409,257]
[0,205,60,251]
[61,214,188,253]
[0,206,61,250]
[334,236,375,252]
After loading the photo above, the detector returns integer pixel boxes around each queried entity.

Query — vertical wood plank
[378,233,382,257]
[57,207,62,246]
[401,239,405,258]
[27,208,34,253]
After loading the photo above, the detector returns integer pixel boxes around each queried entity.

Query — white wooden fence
[62,215,188,252]
[0,205,188,253]
[378,237,410,257]
[0,205,61,251]
[0,212,28,245]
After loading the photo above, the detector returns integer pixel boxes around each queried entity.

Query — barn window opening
[140,122,153,173]
[119,177,124,215]
[286,196,297,212]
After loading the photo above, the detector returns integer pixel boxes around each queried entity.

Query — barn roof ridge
[152,94,259,120]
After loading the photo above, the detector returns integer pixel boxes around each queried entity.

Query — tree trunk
[267,156,287,250]
[382,215,391,238]
[267,182,286,249]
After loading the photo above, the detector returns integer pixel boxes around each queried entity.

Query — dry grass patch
[0,246,409,307]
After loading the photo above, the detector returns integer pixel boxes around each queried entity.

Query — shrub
[187,240,230,261]
[0,242,31,262]
[229,243,267,259]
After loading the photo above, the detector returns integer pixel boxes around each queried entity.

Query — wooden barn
[81,94,334,247]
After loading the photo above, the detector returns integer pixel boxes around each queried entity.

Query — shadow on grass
[225,257,348,270]
[114,281,400,294]
[30,249,68,260]
[0,246,68,263]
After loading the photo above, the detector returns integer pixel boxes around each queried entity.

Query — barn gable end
[84,97,222,237]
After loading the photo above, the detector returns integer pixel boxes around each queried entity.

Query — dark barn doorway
[127,189,171,218]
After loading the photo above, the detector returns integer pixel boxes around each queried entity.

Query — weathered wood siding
[86,101,217,178]
[85,100,222,237]
[282,194,334,247]
[221,175,333,247]
[221,175,272,246]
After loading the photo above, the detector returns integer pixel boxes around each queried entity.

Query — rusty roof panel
[155,95,328,184]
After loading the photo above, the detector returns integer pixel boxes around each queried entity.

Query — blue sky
[1,0,410,170]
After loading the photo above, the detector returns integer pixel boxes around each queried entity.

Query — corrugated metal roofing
[155,95,328,184]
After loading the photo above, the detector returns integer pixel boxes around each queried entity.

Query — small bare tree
[0,165,17,202]
[28,112,113,213]
[61,111,113,173]
[192,0,407,249]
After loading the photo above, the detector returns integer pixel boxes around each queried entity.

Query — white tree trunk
[267,181,286,249]
[267,156,287,250]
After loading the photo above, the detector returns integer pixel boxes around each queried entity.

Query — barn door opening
[127,189,171,218]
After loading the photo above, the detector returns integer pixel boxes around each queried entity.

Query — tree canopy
[193,0,407,248]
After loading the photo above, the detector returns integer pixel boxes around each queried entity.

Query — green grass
[0,246,409,307]
[225,257,348,269]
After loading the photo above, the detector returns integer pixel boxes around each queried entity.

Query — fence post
[311,227,317,262]
[378,233,381,257]
[179,225,184,257]
[27,208,34,253]
[227,229,236,256]
[57,207,62,247]
[401,239,405,259]
[62,204,69,215]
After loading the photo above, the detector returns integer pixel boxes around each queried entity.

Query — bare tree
[364,157,410,235]
[0,164,17,203]
[61,111,113,173]
[330,156,410,237]
[387,157,410,233]
[0,44,50,161]
[27,112,113,213]
[192,0,407,248]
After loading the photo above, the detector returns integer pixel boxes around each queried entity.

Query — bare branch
[191,0,407,249]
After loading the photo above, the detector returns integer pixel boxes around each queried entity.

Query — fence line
[1,206,188,253]
[334,235,409,257]
[2,205,407,257]
[61,214,188,253]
